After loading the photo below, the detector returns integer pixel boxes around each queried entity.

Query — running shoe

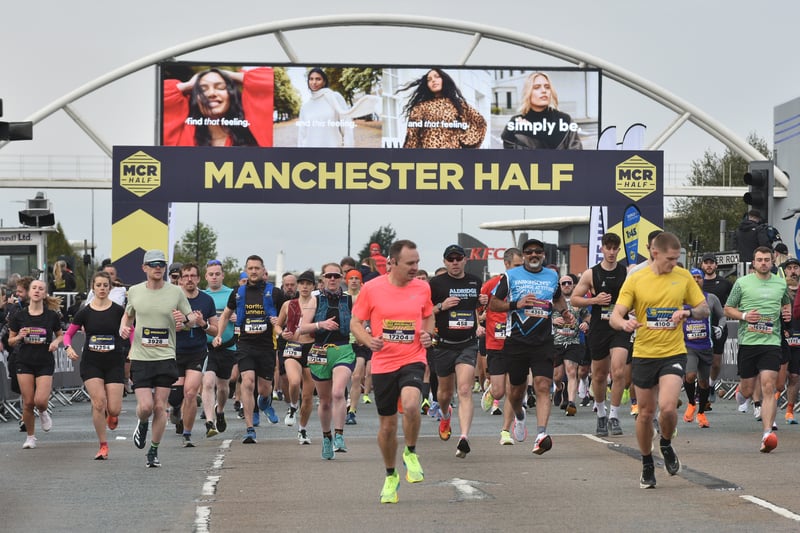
[297,429,311,445]
[481,388,494,412]
[233,400,241,412]
[380,471,400,504]
[362,394,372,404]
[472,380,482,394]
[321,436,335,460]
[760,432,778,453]
[737,397,750,414]
[565,402,577,416]
[106,415,119,430]
[133,421,148,449]
[333,433,347,453]
[205,421,219,438]
[286,408,298,426]
[532,433,552,455]
[596,416,609,437]
[630,403,639,417]
[345,411,357,425]
[403,447,424,483]
[754,405,762,421]
[491,401,503,416]
[526,392,536,409]
[660,443,680,475]
[182,434,195,448]
[580,394,593,407]
[420,398,430,415]
[428,401,441,420]
[145,448,160,468]
[438,406,452,441]
[39,410,52,432]
[169,407,181,426]
[22,435,37,449]
[786,410,798,425]
[499,430,514,445]
[683,403,697,423]
[652,417,661,437]
[609,417,623,436]
[639,463,656,489]
[621,388,630,405]
[216,411,227,433]
[175,418,184,435]
[559,394,569,412]
[696,413,710,428]
[265,405,279,424]
[252,409,260,427]
[552,386,563,407]
[455,437,471,458]
[513,409,528,442]
[242,428,257,444]
[94,443,109,460]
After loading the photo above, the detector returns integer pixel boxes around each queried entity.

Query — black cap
[443,244,465,258]
[774,242,789,255]
[297,270,316,284]
[521,238,544,251]
[701,253,716,263]
[168,262,183,274]
[782,257,800,268]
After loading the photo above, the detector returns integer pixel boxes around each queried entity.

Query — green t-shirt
[726,273,789,346]
[126,281,192,361]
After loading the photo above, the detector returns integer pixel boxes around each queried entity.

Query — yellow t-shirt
[617,266,705,359]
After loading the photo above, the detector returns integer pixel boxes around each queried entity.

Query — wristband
[202,322,210,331]
[509,300,517,310]
[741,311,747,321]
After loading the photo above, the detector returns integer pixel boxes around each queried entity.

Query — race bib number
[645,307,678,330]
[283,341,303,359]
[555,326,577,337]
[23,327,47,345]
[787,333,800,347]
[141,327,169,347]
[684,322,708,341]
[448,310,474,330]
[382,320,415,343]
[747,321,773,335]
[243,317,267,334]
[523,298,551,319]
[493,322,507,340]
[88,334,115,352]
[308,344,328,365]
[600,305,613,321]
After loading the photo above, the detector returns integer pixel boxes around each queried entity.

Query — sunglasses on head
[445,255,465,262]
[523,248,544,255]
[146,261,167,268]
[323,273,342,279]
[206,259,222,266]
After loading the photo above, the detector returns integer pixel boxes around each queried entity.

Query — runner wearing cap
[700,252,733,404]
[782,257,800,424]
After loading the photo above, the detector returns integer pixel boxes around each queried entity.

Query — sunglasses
[323,273,342,279]
[146,261,167,268]
[560,281,573,286]
[523,248,545,255]
[206,259,222,266]
[445,255,465,262]
[170,273,181,279]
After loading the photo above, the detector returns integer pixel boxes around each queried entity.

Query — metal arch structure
[0,13,786,188]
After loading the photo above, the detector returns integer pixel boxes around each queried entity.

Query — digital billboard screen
[159,63,601,151]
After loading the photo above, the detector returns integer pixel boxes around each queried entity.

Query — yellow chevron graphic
[608,215,661,263]
[112,209,168,261]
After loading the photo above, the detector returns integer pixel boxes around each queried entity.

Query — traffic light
[0,98,33,141]
[743,160,774,224]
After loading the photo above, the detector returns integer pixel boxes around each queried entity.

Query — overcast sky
[2,1,799,274]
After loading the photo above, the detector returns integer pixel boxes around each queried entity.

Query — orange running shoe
[106,415,119,430]
[94,443,109,460]
[438,405,452,441]
[696,413,710,428]
[683,403,696,423]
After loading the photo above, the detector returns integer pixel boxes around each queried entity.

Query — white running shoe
[23,435,37,449]
[39,410,53,432]
[512,409,528,442]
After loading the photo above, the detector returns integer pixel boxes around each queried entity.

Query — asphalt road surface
[1,389,799,532]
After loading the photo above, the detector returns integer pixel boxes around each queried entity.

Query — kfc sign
[468,247,507,260]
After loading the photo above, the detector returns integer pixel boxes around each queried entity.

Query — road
[1,391,799,532]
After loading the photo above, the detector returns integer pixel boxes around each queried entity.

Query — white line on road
[195,439,233,531]
[740,495,800,522]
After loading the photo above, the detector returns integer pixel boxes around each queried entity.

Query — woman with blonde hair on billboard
[163,67,275,147]
[399,68,486,149]
[501,72,583,150]
[297,68,380,148]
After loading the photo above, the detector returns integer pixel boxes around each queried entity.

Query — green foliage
[274,67,302,117]
[46,223,89,291]
[666,133,770,255]
[358,225,397,261]
[172,222,239,289]
[338,68,381,105]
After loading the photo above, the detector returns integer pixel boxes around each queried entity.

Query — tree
[273,66,302,118]
[666,133,769,257]
[47,222,89,291]
[172,222,239,289]
[357,225,397,261]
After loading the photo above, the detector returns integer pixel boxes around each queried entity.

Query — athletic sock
[684,380,696,404]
